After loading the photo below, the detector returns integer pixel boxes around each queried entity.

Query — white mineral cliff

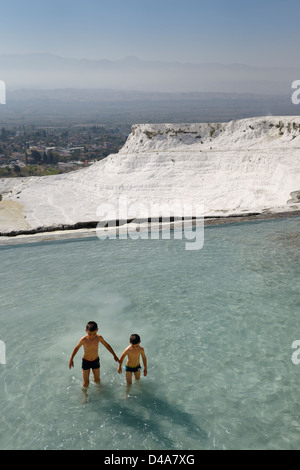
[0,116,299,234]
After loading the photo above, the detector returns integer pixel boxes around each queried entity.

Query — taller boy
[69,321,119,390]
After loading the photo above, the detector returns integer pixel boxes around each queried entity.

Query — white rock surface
[0,116,300,233]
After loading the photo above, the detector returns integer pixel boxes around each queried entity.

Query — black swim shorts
[125,364,141,373]
[82,357,100,370]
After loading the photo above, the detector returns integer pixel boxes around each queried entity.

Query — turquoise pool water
[0,217,299,450]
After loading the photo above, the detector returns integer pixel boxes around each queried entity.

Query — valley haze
[1,53,299,94]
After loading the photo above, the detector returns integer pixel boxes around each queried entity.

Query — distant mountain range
[0,53,299,94]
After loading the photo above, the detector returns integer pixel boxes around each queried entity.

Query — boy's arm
[141,348,147,376]
[69,339,83,369]
[117,349,128,373]
[99,336,119,362]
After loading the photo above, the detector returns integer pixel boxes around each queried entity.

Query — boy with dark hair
[69,321,119,393]
[118,333,147,385]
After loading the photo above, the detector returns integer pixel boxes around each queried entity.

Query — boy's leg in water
[82,369,90,403]
[125,371,134,398]
[126,371,133,385]
[92,367,102,393]
[134,369,141,381]
[92,367,100,385]
[82,369,90,389]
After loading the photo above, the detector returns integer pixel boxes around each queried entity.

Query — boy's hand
[118,365,122,374]
[144,368,147,377]
[114,354,120,363]
[69,359,74,369]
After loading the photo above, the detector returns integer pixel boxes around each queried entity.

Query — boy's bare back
[125,344,145,368]
[79,334,104,361]
[118,334,147,383]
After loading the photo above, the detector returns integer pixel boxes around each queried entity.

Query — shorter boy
[118,334,147,385]
[69,321,119,391]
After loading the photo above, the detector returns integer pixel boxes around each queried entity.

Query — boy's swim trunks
[125,364,141,373]
[82,357,100,370]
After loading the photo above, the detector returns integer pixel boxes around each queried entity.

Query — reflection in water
[84,383,207,449]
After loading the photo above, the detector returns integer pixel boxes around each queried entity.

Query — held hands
[114,354,120,363]
[69,359,74,369]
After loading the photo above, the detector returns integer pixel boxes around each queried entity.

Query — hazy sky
[0,0,299,67]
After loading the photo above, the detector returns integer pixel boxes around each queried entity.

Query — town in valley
[0,123,128,177]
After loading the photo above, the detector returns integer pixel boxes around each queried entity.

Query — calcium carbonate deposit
[0,116,299,234]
